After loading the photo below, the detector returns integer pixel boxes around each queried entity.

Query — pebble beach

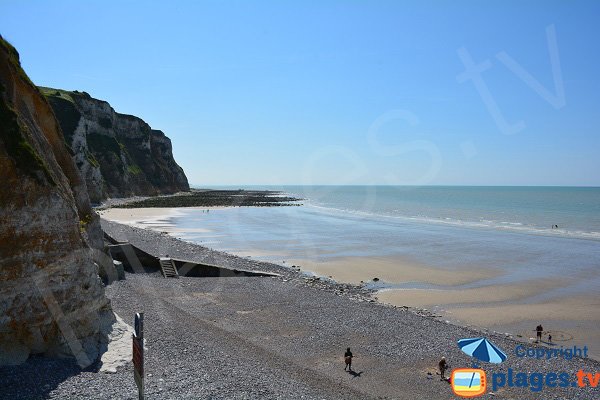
[1,219,598,399]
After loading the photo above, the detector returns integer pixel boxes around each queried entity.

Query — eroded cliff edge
[0,36,113,367]
[40,87,189,203]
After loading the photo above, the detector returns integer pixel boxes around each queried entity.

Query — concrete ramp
[104,231,280,278]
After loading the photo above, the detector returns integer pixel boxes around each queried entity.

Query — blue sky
[1,1,599,186]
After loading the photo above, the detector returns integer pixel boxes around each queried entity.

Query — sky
[1,0,599,186]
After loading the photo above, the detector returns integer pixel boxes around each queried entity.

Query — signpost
[133,312,144,400]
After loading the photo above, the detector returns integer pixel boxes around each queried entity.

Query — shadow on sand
[348,370,363,378]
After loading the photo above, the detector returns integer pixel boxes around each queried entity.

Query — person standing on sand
[438,357,448,380]
[536,324,543,342]
[344,348,353,371]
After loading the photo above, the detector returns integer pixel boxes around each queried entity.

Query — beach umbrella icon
[458,337,507,364]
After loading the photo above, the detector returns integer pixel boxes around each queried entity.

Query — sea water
[165,186,600,294]
[273,186,600,241]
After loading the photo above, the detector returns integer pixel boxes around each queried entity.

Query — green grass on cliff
[39,86,95,104]
[41,91,81,145]
[39,87,77,103]
[86,132,122,155]
[84,148,100,168]
[0,36,55,185]
[0,35,36,89]
[127,164,142,175]
[0,83,55,186]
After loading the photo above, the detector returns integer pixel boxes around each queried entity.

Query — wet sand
[289,256,499,286]
[376,278,565,306]
[378,287,600,360]
[297,257,600,359]
[98,207,182,227]
[99,207,226,232]
[442,295,600,360]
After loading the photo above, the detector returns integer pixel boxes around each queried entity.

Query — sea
[161,186,600,292]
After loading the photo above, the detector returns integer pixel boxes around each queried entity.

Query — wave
[300,202,600,242]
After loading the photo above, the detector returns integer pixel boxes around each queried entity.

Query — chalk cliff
[0,36,113,367]
[40,87,189,203]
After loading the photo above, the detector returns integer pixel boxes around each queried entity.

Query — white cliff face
[70,118,105,202]
[0,37,114,367]
[43,88,189,203]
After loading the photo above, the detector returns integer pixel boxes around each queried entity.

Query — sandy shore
[98,206,228,232]
[289,256,499,286]
[98,207,182,228]
[377,278,565,306]
[289,256,600,359]
[378,286,600,360]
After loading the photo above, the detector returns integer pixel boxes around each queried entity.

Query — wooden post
[133,312,144,400]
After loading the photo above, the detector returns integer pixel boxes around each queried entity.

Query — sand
[378,286,600,359]
[98,207,182,227]
[376,278,565,306]
[99,207,228,233]
[289,256,499,286]
[263,257,600,360]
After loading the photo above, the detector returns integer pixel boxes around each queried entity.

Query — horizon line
[189,184,600,188]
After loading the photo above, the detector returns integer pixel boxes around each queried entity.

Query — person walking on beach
[536,324,543,343]
[438,357,448,380]
[344,348,353,371]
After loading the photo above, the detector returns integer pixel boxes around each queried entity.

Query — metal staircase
[159,257,179,278]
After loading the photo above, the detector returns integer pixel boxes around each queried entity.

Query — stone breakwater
[111,189,303,208]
